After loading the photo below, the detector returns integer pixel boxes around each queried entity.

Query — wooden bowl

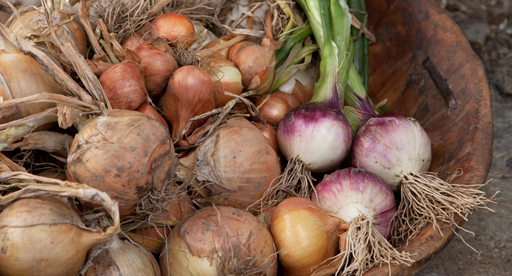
[365,0,493,275]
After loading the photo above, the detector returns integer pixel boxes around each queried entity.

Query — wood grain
[363,0,493,275]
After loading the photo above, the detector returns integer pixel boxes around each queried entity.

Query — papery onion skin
[86,236,161,276]
[136,103,169,131]
[312,168,397,239]
[270,197,348,276]
[277,102,352,172]
[350,113,432,192]
[134,40,178,98]
[66,110,178,217]
[158,65,215,143]
[192,117,281,212]
[160,206,278,276]
[151,13,195,48]
[99,62,148,110]
[7,7,87,56]
[0,197,106,276]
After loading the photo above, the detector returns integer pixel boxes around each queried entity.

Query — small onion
[270,197,349,276]
[66,109,178,216]
[86,236,161,276]
[160,206,278,276]
[350,113,432,192]
[158,65,215,145]
[134,39,178,98]
[99,61,148,110]
[122,22,158,51]
[254,121,279,154]
[151,13,195,48]
[312,168,397,239]
[204,57,244,107]
[0,197,112,276]
[252,91,301,125]
[190,117,281,212]
[136,103,169,131]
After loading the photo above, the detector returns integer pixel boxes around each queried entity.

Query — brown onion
[134,39,178,98]
[189,117,281,212]
[121,22,158,51]
[0,11,10,24]
[6,6,87,56]
[66,109,178,216]
[99,61,148,110]
[270,197,350,276]
[158,65,215,146]
[160,206,277,276]
[136,103,169,131]
[204,57,244,107]
[0,197,114,276]
[151,13,195,48]
[86,236,161,276]
[0,32,64,124]
[201,37,230,59]
[227,9,275,94]
[292,80,314,105]
[254,122,279,154]
[252,92,301,125]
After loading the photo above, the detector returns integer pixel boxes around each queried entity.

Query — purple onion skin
[277,102,352,173]
[312,168,396,239]
[350,113,431,192]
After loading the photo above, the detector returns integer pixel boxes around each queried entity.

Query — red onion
[277,102,352,173]
[312,168,397,239]
[350,113,431,192]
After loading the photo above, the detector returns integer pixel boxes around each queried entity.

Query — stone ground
[417,0,512,275]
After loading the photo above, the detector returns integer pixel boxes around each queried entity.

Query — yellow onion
[189,117,281,212]
[151,13,195,48]
[203,57,244,107]
[270,197,350,276]
[252,91,301,125]
[86,236,161,276]
[160,206,277,276]
[134,39,178,98]
[158,65,215,147]
[6,6,87,56]
[99,61,148,110]
[227,9,275,94]
[122,22,158,51]
[0,197,114,276]
[66,109,178,216]
[0,32,64,124]
[136,102,169,131]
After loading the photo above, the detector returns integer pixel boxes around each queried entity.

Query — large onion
[86,236,161,276]
[66,110,178,216]
[0,196,117,276]
[0,31,64,124]
[6,6,87,56]
[160,206,277,276]
[189,117,281,212]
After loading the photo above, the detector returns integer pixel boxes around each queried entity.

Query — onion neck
[0,30,18,53]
